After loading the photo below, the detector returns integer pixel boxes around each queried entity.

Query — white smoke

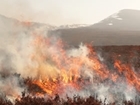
[0,18,49,99]
[0,16,139,104]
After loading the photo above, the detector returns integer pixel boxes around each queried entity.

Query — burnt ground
[94,46,140,73]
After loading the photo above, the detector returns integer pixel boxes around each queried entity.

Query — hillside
[54,9,140,46]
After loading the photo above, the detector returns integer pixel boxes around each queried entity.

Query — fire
[22,32,140,97]
[32,79,58,95]
[114,60,140,91]
[21,21,32,27]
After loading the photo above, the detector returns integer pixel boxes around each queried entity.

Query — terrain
[53,9,140,46]
[0,9,140,104]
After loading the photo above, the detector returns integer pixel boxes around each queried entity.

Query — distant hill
[1,9,140,46]
[92,9,140,31]
[53,9,140,46]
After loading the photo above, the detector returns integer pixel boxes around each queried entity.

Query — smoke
[0,16,139,104]
[0,17,50,99]
[0,0,81,25]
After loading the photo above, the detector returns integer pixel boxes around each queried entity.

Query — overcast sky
[0,0,140,26]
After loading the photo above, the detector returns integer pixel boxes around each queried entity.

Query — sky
[0,0,140,26]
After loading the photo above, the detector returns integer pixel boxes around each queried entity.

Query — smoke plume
[0,18,139,104]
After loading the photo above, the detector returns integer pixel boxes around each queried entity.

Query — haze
[0,0,140,26]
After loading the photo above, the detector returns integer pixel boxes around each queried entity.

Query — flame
[21,21,32,27]
[114,60,140,91]
[23,33,140,97]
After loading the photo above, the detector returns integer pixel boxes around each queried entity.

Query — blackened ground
[0,93,139,105]
[94,46,140,73]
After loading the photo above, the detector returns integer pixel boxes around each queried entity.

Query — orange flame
[26,34,140,96]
